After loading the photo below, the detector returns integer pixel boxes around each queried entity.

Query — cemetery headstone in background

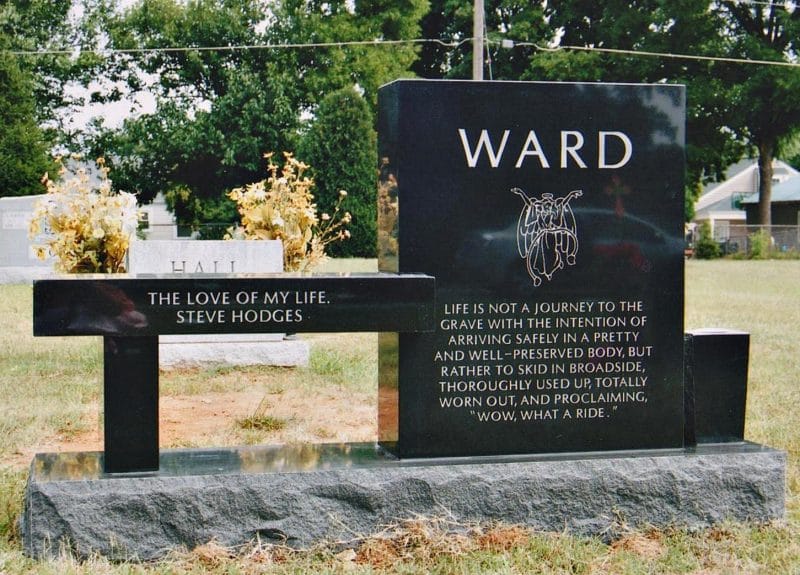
[379,80,686,456]
[138,192,178,240]
[0,196,52,283]
[127,239,308,367]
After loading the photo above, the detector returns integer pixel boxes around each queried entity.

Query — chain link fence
[709,225,800,256]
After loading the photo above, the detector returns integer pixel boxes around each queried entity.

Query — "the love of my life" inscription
[33,275,435,337]
[147,288,329,325]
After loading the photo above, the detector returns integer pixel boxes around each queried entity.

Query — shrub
[300,88,377,257]
[164,185,238,239]
[693,221,721,260]
[29,158,138,273]
[748,229,773,259]
[226,152,350,271]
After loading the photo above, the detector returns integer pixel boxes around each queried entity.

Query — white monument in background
[0,195,53,283]
[139,192,178,240]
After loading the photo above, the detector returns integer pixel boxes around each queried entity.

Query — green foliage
[748,229,773,260]
[0,50,55,196]
[693,221,721,260]
[236,394,287,431]
[414,0,548,80]
[270,0,428,112]
[89,0,301,211]
[85,0,426,227]
[300,88,378,257]
[0,1,122,188]
[163,185,238,237]
[91,71,301,207]
[706,4,800,225]
[1,0,113,150]
[684,181,701,222]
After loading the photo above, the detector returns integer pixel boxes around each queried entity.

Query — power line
[5,37,470,57]
[5,36,800,69]
[511,40,800,68]
[725,0,797,9]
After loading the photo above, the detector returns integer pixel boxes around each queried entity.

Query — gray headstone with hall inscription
[127,239,308,367]
[128,239,283,275]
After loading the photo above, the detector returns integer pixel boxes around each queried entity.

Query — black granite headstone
[33,274,435,472]
[684,329,749,445]
[33,275,434,337]
[378,80,686,457]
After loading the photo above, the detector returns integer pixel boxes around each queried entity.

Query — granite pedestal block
[158,334,310,368]
[22,442,785,560]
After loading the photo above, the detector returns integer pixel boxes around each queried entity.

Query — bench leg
[103,336,159,473]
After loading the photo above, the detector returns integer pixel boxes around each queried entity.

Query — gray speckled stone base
[22,442,785,561]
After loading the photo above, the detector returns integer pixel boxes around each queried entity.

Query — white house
[693,159,799,241]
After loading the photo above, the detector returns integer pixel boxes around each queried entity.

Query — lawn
[0,259,798,574]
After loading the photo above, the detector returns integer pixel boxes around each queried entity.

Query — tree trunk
[757,141,774,226]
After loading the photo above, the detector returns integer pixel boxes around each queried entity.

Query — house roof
[694,159,799,219]
[739,174,800,204]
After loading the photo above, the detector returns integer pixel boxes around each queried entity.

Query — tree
[525,1,800,225]
[531,0,749,221]
[91,0,301,225]
[413,0,548,80]
[269,0,429,113]
[300,87,377,257]
[413,1,735,218]
[2,0,112,147]
[0,48,54,196]
[0,0,87,195]
[713,2,800,226]
[88,0,427,230]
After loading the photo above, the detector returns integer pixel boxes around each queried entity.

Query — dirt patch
[12,386,377,468]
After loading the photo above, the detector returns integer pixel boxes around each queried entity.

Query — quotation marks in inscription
[435,299,652,423]
[512,188,582,286]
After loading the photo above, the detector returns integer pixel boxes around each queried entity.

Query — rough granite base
[22,442,785,561]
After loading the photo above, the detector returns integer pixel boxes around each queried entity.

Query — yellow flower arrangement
[226,152,351,271]
[29,157,139,273]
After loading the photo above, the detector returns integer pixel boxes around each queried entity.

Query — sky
[63,0,154,132]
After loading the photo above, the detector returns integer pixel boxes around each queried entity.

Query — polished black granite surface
[378,80,687,457]
[685,329,749,444]
[32,272,435,473]
[34,273,435,336]
[30,441,780,482]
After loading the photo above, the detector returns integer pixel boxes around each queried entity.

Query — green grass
[685,260,800,519]
[237,414,288,432]
[0,259,797,573]
[0,285,102,458]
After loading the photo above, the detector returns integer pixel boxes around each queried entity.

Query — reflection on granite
[31,443,389,481]
[29,441,779,483]
[32,451,102,480]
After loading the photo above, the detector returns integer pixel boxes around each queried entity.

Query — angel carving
[512,188,582,286]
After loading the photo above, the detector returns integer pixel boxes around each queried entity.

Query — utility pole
[472,0,484,80]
